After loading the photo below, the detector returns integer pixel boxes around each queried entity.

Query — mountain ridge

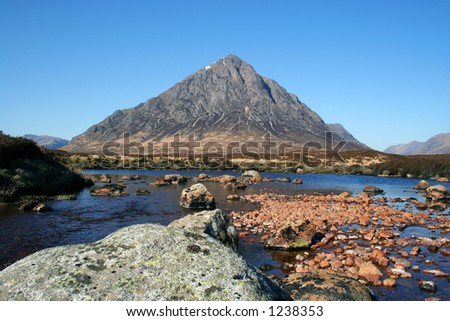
[384,133,450,155]
[23,134,69,150]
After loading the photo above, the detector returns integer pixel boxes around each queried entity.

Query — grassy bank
[56,149,450,179]
[0,134,92,202]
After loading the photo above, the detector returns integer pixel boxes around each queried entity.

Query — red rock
[400,272,412,278]
[331,260,343,269]
[359,215,371,226]
[344,257,354,267]
[357,262,383,283]
[440,249,450,257]
[319,260,330,269]
[383,278,396,287]
[378,257,389,267]
[423,269,449,277]
[325,233,335,240]
[378,229,394,239]
[369,249,385,261]
[364,232,375,241]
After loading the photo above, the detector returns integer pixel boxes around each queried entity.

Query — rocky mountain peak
[63,55,367,153]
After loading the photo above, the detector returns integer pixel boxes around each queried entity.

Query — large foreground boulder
[169,209,239,251]
[0,224,290,301]
[180,183,215,209]
[279,270,374,301]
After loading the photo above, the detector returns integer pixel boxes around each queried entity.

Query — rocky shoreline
[229,190,450,297]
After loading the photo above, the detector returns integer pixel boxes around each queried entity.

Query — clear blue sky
[1,0,449,151]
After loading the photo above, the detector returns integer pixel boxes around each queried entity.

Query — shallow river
[1,170,449,300]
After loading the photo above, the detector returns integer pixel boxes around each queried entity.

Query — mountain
[384,133,450,155]
[326,123,370,149]
[23,134,69,149]
[63,54,367,154]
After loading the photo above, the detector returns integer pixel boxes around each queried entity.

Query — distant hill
[385,133,450,155]
[63,54,368,153]
[326,123,370,149]
[23,134,69,150]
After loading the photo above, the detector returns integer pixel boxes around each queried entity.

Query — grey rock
[279,270,375,301]
[418,280,438,293]
[0,224,291,301]
[180,183,215,209]
[168,209,238,251]
[426,185,448,194]
[242,170,262,181]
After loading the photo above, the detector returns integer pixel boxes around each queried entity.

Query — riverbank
[57,150,450,180]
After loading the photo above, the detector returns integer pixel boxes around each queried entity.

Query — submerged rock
[135,189,151,195]
[0,224,291,301]
[180,183,215,209]
[90,184,127,197]
[279,270,374,301]
[363,185,384,194]
[292,178,303,184]
[164,174,187,184]
[168,209,238,251]
[218,175,237,184]
[99,174,111,183]
[418,280,438,293]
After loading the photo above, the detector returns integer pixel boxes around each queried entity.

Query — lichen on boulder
[169,209,239,251]
[0,224,290,301]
